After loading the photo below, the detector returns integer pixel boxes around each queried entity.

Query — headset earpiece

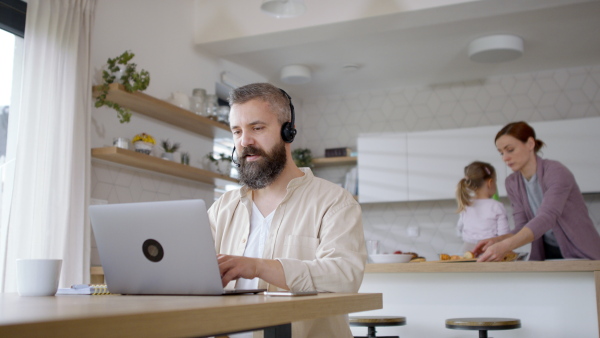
[281,121,296,143]
[279,89,297,143]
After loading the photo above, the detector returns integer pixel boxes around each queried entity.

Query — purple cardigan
[506,156,600,260]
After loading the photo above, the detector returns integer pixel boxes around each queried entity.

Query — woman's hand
[477,240,512,262]
[473,237,502,257]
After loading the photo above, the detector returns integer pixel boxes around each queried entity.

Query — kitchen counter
[353,260,600,337]
[366,259,600,273]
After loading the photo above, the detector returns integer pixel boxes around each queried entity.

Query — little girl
[456,161,509,252]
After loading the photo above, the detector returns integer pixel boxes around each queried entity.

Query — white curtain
[0,0,95,292]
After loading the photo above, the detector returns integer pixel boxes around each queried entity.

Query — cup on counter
[366,240,380,256]
[113,137,130,150]
[16,259,62,296]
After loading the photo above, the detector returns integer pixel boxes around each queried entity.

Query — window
[0,0,26,226]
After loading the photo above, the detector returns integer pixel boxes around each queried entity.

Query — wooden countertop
[366,260,600,273]
[0,292,382,338]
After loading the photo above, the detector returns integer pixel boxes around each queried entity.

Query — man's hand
[217,255,260,287]
[217,254,289,290]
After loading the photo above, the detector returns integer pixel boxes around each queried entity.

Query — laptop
[89,199,265,295]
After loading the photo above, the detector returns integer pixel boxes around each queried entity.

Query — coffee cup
[16,258,62,296]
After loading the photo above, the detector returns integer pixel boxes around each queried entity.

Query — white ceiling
[199,0,600,100]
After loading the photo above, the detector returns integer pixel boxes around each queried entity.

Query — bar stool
[349,316,406,338]
[445,317,521,338]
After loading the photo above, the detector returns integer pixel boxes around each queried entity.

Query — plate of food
[369,253,413,264]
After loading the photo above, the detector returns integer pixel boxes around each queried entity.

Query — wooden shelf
[312,156,357,167]
[91,147,238,185]
[92,83,231,139]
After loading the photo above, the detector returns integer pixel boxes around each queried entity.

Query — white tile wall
[300,64,600,260]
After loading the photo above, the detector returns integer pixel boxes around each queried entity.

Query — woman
[474,121,600,261]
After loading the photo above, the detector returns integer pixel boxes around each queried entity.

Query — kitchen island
[352,260,599,337]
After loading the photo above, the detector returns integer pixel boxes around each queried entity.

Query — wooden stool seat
[350,316,406,338]
[446,317,521,338]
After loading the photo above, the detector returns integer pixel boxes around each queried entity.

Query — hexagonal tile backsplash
[91,64,600,262]
[300,64,600,260]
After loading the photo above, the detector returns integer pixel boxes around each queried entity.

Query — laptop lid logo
[142,239,164,262]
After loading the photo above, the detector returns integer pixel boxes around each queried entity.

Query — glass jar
[190,88,206,116]
[217,106,230,125]
[206,94,218,121]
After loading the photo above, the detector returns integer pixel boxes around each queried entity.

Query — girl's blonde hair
[456,161,496,213]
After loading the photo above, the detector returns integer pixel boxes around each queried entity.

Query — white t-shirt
[235,202,274,289]
[230,203,274,338]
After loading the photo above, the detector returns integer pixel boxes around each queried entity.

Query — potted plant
[131,133,155,155]
[292,148,313,168]
[204,152,233,175]
[160,139,180,161]
[217,153,233,175]
[95,50,151,123]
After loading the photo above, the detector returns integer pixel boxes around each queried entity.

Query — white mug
[16,259,62,296]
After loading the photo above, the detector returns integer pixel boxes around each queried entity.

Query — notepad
[57,284,111,295]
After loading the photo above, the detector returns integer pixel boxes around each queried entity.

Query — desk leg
[595,271,599,337]
[264,323,291,338]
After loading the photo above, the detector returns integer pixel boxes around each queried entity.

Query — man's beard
[238,141,287,190]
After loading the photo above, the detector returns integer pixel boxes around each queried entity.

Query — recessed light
[280,64,311,84]
[468,34,524,63]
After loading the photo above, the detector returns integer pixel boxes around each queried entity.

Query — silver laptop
[89,199,265,295]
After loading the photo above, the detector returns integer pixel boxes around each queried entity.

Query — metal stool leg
[479,329,488,338]
[367,326,377,338]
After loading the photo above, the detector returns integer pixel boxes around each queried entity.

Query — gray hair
[228,83,291,125]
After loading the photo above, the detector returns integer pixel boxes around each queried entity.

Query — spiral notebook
[57,284,111,295]
[89,199,265,296]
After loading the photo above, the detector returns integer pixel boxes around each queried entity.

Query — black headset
[231,88,296,167]
[279,88,297,143]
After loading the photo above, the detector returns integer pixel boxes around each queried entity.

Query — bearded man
[207,83,366,338]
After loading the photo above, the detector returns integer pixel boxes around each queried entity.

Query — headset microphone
[231,146,240,167]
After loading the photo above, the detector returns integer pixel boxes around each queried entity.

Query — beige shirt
[208,168,367,338]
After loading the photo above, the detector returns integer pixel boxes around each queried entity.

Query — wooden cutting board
[422,258,477,263]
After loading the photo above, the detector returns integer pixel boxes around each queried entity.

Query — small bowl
[370,254,413,264]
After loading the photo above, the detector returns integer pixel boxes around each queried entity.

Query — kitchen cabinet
[528,117,600,192]
[406,125,507,201]
[358,133,408,203]
[358,260,600,337]
[358,116,600,203]
[91,84,236,185]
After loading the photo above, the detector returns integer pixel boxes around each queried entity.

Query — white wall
[301,64,600,260]
[88,1,265,265]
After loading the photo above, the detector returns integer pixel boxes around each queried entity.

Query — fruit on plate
[439,253,450,261]
[394,250,403,254]
[502,251,519,261]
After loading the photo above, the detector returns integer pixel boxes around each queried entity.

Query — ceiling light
[468,34,524,63]
[280,64,311,85]
[342,64,361,73]
[260,0,306,18]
